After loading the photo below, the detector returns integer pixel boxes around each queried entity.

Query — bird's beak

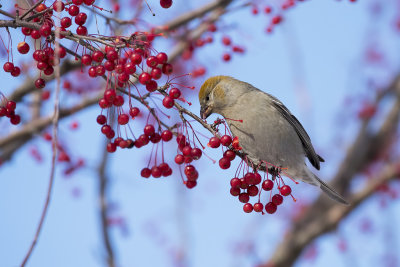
[200,105,212,119]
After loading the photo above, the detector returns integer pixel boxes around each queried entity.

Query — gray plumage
[199,76,348,205]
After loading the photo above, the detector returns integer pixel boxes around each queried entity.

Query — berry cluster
[2,61,21,77]
[220,35,246,62]
[173,134,203,189]
[0,96,20,125]
[206,120,296,214]
[230,172,293,214]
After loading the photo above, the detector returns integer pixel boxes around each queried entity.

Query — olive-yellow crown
[198,75,232,102]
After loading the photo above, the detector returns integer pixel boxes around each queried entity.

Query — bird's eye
[205,96,210,101]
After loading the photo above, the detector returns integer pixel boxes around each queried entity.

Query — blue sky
[1,1,400,267]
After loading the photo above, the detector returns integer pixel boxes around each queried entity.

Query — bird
[198,75,348,205]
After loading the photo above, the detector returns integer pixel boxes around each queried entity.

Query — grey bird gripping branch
[199,75,348,205]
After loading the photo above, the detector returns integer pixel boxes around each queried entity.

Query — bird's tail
[311,173,349,205]
[296,168,349,205]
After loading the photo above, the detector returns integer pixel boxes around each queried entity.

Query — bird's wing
[267,93,324,170]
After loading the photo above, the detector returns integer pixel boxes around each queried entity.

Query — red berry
[68,5,80,16]
[96,65,105,76]
[106,143,117,153]
[130,53,142,64]
[101,124,112,135]
[160,0,172,8]
[37,61,48,71]
[162,96,174,109]
[60,17,72,28]
[88,66,97,77]
[184,165,196,176]
[151,67,162,79]
[161,130,172,141]
[230,178,241,188]
[104,89,116,103]
[253,202,264,212]
[223,150,236,161]
[169,88,181,99]
[182,145,192,157]
[3,62,14,72]
[145,80,158,92]
[81,54,92,65]
[247,185,259,196]
[162,63,173,75]
[75,12,87,25]
[220,135,232,146]
[141,168,151,178]
[53,1,65,12]
[98,99,108,109]
[144,124,155,136]
[138,134,149,146]
[129,107,140,117]
[35,78,46,89]
[21,27,32,35]
[113,95,124,106]
[186,169,198,181]
[239,178,248,189]
[230,187,240,196]
[243,203,253,213]
[208,24,217,32]
[146,56,158,68]
[31,30,41,39]
[106,49,118,61]
[6,101,16,111]
[150,133,161,143]
[17,42,30,54]
[174,154,184,164]
[151,166,162,178]
[96,114,107,124]
[11,66,21,77]
[280,185,292,196]
[186,180,197,189]
[118,73,129,83]
[222,53,231,62]
[10,114,21,125]
[76,26,88,35]
[190,148,202,160]
[272,194,283,205]
[155,52,168,64]
[44,66,54,75]
[238,193,250,203]
[92,51,105,62]
[222,36,231,46]
[262,179,274,191]
[118,114,129,125]
[84,0,95,5]
[139,72,151,84]
[272,15,283,25]
[219,157,231,169]
[124,62,136,74]
[39,24,52,37]
[208,137,220,148]
[244,172,256,185]
[265,202,277,214]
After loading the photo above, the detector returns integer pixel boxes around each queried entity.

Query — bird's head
[198,75,239,119]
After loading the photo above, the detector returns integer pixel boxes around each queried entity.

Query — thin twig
[98,140,116,267]
[20,24,62,267]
